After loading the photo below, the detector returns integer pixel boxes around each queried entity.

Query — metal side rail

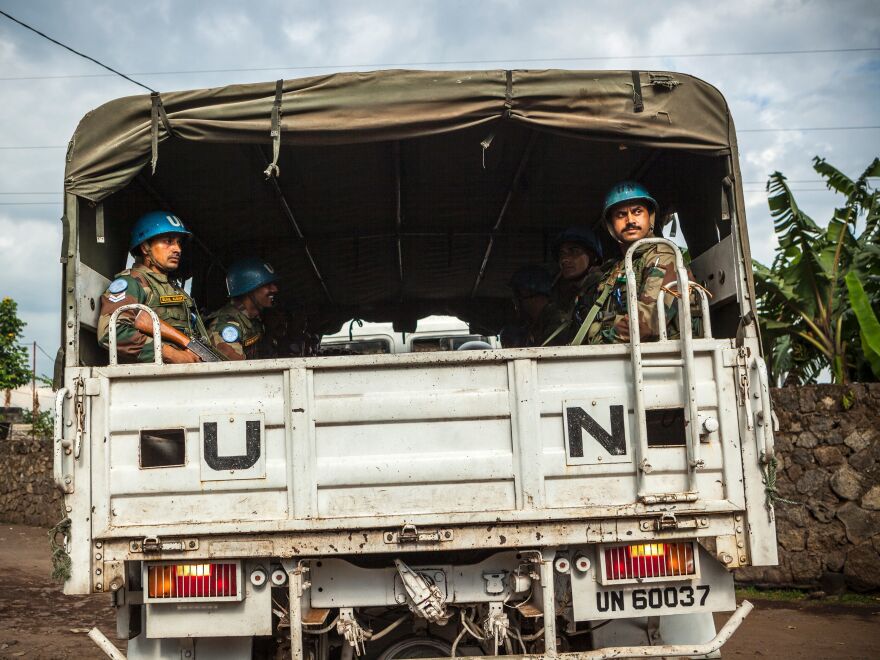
[624,238,702,504]
[412,601,753,659]
[108,303,163,366]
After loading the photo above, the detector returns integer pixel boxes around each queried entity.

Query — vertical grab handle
[108,303,163,366]
[750,355,774,463]
[53,387,72,493]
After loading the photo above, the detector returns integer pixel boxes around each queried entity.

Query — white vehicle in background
[320,316,499,355]
[55,69,776,659]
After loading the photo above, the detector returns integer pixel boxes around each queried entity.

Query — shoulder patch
[107,292,126,303]
[220,325,240,343]
[108,278,128,294]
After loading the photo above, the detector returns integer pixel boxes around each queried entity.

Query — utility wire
[740,126,880,132]
[0,9,155,92]
[0,47,878,82]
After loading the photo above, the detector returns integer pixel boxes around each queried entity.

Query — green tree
[753,156,880,385]
[0,297,31,406]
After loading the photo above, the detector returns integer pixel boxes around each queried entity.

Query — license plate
[596,583,713,615]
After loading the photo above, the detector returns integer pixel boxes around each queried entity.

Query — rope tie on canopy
[150,92,175,174]
[263,79,284,179]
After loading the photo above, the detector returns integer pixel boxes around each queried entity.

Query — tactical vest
[128,266,209,342]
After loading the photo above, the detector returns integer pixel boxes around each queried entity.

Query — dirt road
[1,523,878,659]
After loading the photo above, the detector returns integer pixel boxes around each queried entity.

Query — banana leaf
[845,271,880,378]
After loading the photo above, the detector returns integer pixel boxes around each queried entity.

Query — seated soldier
[572,181,696,345]
[550,226,605,319]
[97,211,211,364]
[508,265,570,347]
[208,257,280,360]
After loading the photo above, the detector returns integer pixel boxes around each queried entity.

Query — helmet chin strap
[141,243,173,275]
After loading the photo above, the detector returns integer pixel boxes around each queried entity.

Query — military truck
[55,69,776,659]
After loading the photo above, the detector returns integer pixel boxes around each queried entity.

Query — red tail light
[603,542,695,582]
[146,562,240,601]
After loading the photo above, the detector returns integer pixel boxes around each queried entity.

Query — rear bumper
[420,600,753,659]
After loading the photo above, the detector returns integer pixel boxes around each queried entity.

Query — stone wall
[0,424,63,528]
[1,384,879,590]
[735,383,880,592]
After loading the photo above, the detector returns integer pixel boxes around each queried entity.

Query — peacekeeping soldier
[97,211,211,363]
[207,257,279,360]
[550,226,605,317]
[540,226,605,345]
[572,181,694,345]
[506,265,570,347]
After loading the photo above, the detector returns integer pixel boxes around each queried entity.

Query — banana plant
[753,156,879,385]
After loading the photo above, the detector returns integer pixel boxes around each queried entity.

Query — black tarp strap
[96,203,105,244]
[504,70,513,117]
[264,80,284,179]
[631,70,644,113]
[150,92,175,174]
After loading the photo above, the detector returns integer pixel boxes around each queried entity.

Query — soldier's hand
[161,344,202,364]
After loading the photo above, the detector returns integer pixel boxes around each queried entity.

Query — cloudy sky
[0,0,878,377]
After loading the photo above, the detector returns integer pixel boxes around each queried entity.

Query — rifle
[133,309,223,362]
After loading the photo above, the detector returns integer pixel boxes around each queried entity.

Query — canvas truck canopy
[62,69,755,361]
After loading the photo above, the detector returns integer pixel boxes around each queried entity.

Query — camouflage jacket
[97,264,210,363]
[585,242,695,345]
[207,301,275,360]
[547,266,607,345]
[551,266,605,318]
[526,301,571,347]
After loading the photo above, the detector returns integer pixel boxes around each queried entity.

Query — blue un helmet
[602,181,658,222]
[551,226,604,261]
[128,210,192,256]
[509,265,554,297]
[226,257,279,297]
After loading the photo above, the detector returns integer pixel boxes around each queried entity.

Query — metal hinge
[130,537,199,553]
[384,524,453,544]
[640,513,710,532]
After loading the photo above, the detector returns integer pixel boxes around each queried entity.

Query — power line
[0,47,878,82]
[0,9,154,92]
[740,126,880,132]
[0,145,66,149]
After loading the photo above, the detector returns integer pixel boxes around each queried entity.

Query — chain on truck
[54,69,778,659]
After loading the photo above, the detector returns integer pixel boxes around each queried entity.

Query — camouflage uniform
[546,266,605,345]
[97,264,210,363]
[524,302,570,347]
[552,268,597,317]
[207,302,275,360]
[584,242,695,344]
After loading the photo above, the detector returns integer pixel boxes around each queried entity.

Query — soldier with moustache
[97,211,212,364]
[572,181,696,345]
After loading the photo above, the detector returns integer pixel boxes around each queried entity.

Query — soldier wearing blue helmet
[97,211,212,363]
[570,181,696,345]
[207,257,280,360]
[542,226,607,344]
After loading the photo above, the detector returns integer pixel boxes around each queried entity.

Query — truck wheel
[377,637,453,660]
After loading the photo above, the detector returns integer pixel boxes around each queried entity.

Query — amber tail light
[146,562,239,600]
[603,542,696,581]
